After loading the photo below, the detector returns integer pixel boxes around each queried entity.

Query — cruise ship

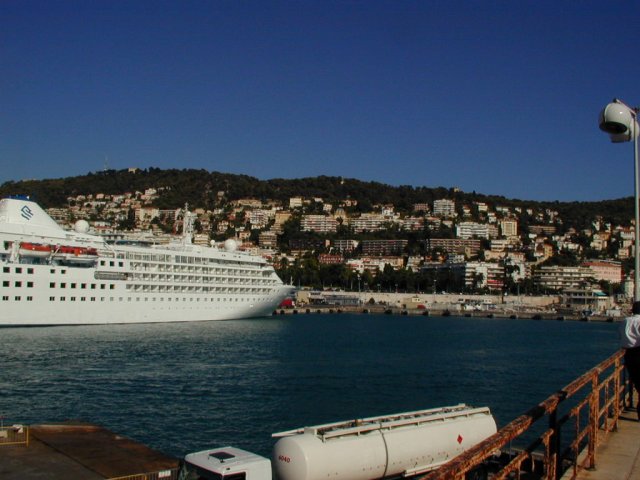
[0,196,292,326]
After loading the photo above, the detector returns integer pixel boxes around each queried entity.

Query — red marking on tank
[457,434,463,444]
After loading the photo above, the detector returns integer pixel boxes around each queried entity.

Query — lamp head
[599,100,638,142]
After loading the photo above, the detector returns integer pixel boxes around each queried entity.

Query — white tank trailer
[179,404,497,480]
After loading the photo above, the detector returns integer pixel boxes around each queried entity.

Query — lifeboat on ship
[52,245,99,265]
[19,242,52,258]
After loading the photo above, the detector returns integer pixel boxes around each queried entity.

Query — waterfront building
[464,262,505,291]
[534,265,594,292]
[582,260,622,284]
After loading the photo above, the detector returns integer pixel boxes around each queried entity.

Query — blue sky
[1,1,639,202]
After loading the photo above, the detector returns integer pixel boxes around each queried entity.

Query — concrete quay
[0,423,178,480]
[276,304,619,322]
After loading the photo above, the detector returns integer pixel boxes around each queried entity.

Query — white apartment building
[534,265,594,292]
[349,213,387,233]
[433,199,456,217]
[301,215,338,233]
[289,197,304,209]
[464,262,505,290]
[247,209,273,229]
[457,222,491,239]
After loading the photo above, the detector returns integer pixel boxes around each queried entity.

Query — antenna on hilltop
[103,155,109,171]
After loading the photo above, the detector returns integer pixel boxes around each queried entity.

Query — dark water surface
[0,314,619,458]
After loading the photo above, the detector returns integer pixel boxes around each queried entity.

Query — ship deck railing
[0,425,29,447]
[419,349,629,480]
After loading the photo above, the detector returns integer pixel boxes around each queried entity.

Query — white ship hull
[0,197,292,326]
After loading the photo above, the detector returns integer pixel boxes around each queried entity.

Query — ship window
[27,282,33,288]
[91,284,96,289]
[27,296,32,301]
[49,296,55,301]
[119,262,124,267]
[60,283,66,288]
[110,284,115,290]
[81,297,86,301]
[109,261,114,266]
[15,281,21,287]
[60,297,65,301]
[2,296,7,301]
[91,297,95,301]
[71,283,76,289]
[50,282,55,288]
[15,268,22,274]
[2,281,8,287]
[81,283,86,289]
[100,260,105,266]
[61,269,66,274]
[100,284,105,289]
[14,296,20,301]
[50,268,55,273]
[27,268,34,274]
[3,267,9,273]
[70,297,76,301]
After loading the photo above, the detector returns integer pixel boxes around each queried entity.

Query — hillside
[0,167,633,231]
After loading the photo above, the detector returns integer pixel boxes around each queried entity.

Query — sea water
[0,314,619,458]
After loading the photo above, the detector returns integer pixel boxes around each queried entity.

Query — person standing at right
[620,301,640,420]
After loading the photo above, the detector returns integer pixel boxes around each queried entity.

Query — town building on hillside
[361,239,408,256]
[332,239,359,252]
[301,215,338,233]
[259,231,278,249]
[289,197,304,209]
[289,238,329,255]
[433,199,456,217]
[529,225,557,235]
[319,253,344,265]
[425,238,482,256]
[457,222,490,239]
[349,213,387,233]
[500,218,518,238]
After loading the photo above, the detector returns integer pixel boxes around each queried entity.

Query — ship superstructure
[0,197,292,326]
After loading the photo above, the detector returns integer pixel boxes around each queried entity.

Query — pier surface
[570,405,640,480]
[0,423,178,480]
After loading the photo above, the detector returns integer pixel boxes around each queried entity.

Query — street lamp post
[599,98,640,301]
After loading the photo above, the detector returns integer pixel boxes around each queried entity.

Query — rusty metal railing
[420,349,628,480]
